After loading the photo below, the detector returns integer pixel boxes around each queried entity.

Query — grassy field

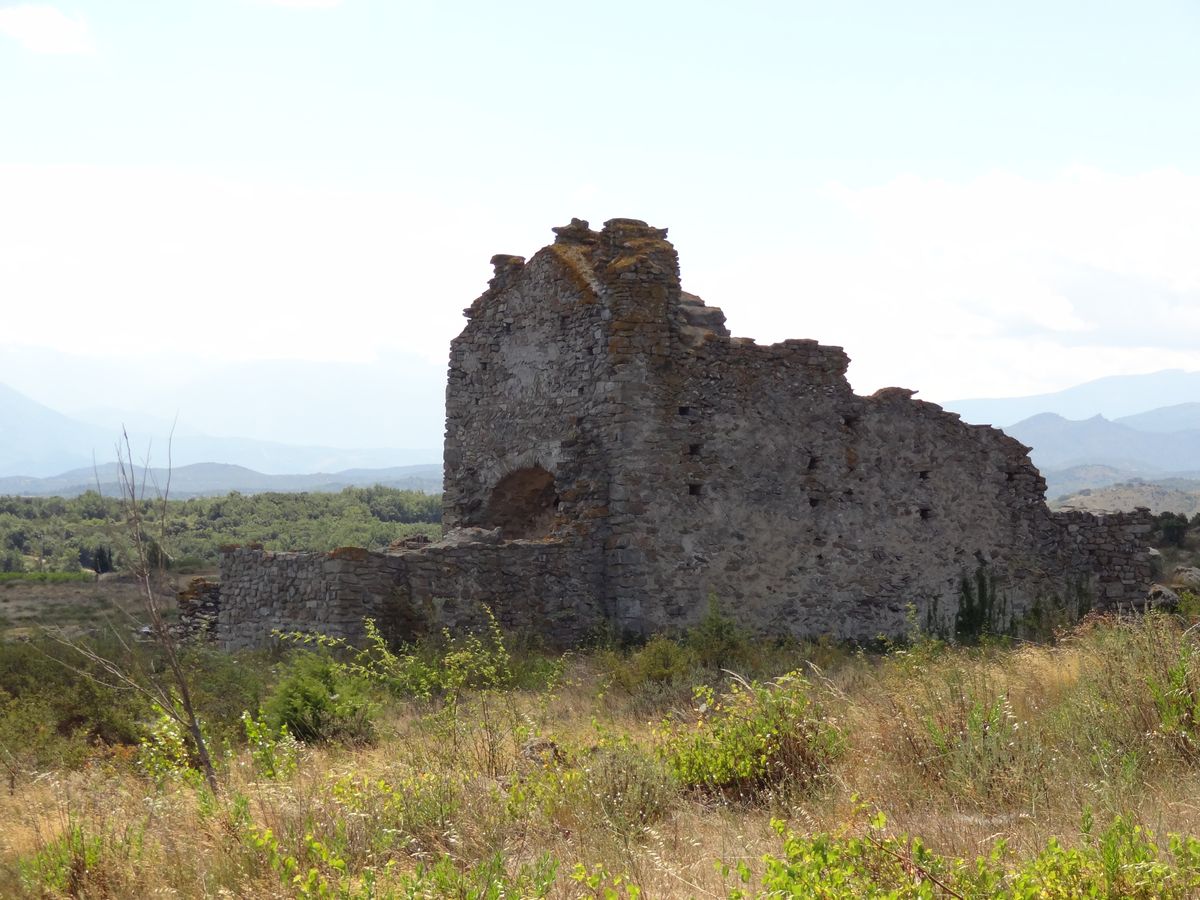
[0,571,199,641]
[4,601,1200,897]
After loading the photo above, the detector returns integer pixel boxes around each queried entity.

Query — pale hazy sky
[2,1,1199,444]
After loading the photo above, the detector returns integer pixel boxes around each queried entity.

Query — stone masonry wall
[218,534,603,651]
[216,217,1153,648]
[1048,508,1155,606]
[580,219,1154,639]
[219,546,407,649]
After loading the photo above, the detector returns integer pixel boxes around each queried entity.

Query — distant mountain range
[0,462,442,498]
[939,371,1200,503]
[5,366,1200,505]
[0,344,447,452]
[1000,408,1200,500]
[0,382,439,478]
[943,369,1200,428]
[1004,410,1200,473]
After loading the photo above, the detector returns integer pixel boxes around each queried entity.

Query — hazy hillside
[0,345,445,452]
[1004,412,1200,472]
[1038,464,1154,499]
[0,382,439,478]
[1051,479,1200,517]
[0,462,442,498]
[1114,402,1200,433]
[0,382,113,476]
[944,369,1200,427]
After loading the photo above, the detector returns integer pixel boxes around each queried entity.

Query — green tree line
[0,486,441,574]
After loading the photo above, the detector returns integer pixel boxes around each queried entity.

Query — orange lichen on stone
[327,546,369,561]
[547,243,602,300]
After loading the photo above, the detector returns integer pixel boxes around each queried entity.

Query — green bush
[249,824,556,899]
[262,652,375,745]
[279,610,518,703]
[0,637,145,775]
[687,596,751,669]
[180,646,271,747]
[241,711,299,779]
[138,706,207,788]
[609,635,697,693]
[659,671,841,797]
[727,810,1200,899]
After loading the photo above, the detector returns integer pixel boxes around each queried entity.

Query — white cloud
[0,4,94,54]
[688,168,1200,402]
[2,163,1198,411]
[253,0,345,7]
[0,164,498,367]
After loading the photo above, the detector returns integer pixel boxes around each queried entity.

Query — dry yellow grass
[4,614,1200,896]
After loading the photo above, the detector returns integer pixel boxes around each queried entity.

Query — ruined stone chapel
[216,218,1152,648]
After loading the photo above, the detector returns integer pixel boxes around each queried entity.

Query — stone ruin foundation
[210,218,1153,649]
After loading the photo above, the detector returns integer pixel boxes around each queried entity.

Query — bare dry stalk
[116,427,219,795]
[48,428,220,796]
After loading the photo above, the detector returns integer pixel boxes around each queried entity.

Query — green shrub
[727,810,1200,899]
[659,671,841,797]
[571,862,643,898]
[727,812,964,899]
[0,693,93,777]
[262,652,375,745]
[687,596,750,669]
[250,824,555,900]
[607,635,697,694]
[279,618,439,700]
[278,610,518,702]
[0,637,145,774]
[181,646,271,747]
[138,705,207,788]
[241,711,299,779]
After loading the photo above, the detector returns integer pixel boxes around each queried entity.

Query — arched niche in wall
[483,466,558,539]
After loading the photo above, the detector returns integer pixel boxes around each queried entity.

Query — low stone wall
[218,546,406,650]
[214,512,1154,649]
[1048,507,1155,608]
[217,533,605,650]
